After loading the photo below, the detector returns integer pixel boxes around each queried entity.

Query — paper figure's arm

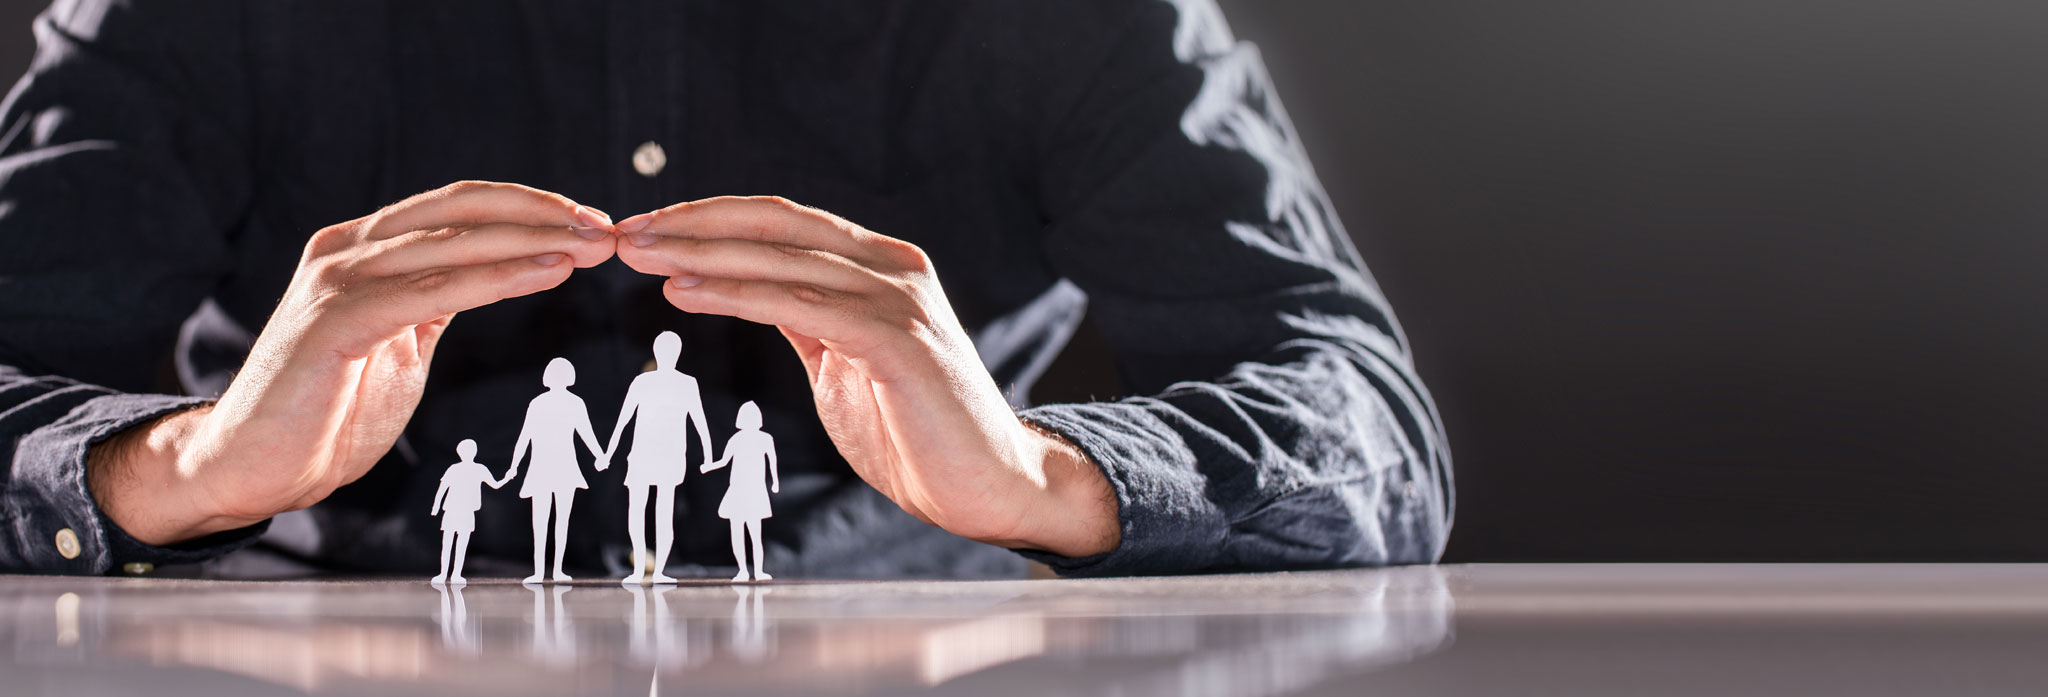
[688,390,713,470]
[700,447,732,473]
[486,466,508,489]
[765,436,779,494]
[575,404,604,463]
[504,425,533,484]
[602,385,639,463]
[430,477,451,516]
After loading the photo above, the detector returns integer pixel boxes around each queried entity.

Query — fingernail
[574,206,612,228]
[670,275,704,288]
[534,253,567,266]
[627,232,657,247]
[572,226,609,241]
[615,214,653,235]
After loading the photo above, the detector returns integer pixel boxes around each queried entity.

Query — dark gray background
[5,1,2043,562]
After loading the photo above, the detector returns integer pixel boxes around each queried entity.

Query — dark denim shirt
[0,0,1452,577]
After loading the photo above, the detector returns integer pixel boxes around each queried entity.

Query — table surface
[6,563,2047,696]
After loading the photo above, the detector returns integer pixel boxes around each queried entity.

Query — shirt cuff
[1014,401,1227,577]
[12,393,266,574]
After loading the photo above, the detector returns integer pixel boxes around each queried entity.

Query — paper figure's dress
[622,371,700,488]
[518,393,592,498]
[717,431,775,521]
[438,462,492,533]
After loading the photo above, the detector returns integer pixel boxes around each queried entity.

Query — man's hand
[614,197,1118,557]
[89,181,616,545]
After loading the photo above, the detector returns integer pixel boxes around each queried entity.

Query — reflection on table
[1,568,1453,696]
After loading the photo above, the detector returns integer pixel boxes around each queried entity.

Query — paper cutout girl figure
[602,331,713,585]
[502,357,606,584]
[701,401,780,582]
[429,439,502,585]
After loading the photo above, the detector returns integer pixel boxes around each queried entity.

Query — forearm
[981,420,1119,558]
[87,405,263,546]
[1019,340,1451,575]
[0,367,267,573]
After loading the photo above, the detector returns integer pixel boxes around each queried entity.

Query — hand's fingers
[320,255,577,354]
[414,316,455,366]
[662,277,912,362]
[615,234,892,294]
[616,196,924,271]
[368,181,610,240]
[357,222,616,276]
[777,327,827,383]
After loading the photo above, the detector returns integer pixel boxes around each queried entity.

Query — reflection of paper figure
[528,583,577,666]
[502,358,605,584]
[728,586,774,663]
[429,439,502,585]
[628,584,705,671]
[435,583,478,655]
[604,332,713,585]
[701,402,780,582]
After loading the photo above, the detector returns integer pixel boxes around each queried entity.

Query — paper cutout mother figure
[429,438,502,585]
[503,357,605,584]
[702,401,780,582]
[603,331,713,585]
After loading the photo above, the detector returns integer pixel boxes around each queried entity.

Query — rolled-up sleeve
[1016,0,1453,575]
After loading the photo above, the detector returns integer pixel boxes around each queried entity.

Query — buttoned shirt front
[0,0,1452,578]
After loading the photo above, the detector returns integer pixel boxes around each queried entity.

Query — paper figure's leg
[746,519,771,581]
[434,530,454,584]
[551,490,575,582]
[729,520,750,582]
[650,485,678,584]
[450,531,471,584]
[525,500,549,584]
[621,486,648,584]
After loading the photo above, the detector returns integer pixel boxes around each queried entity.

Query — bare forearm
[987,422,1119,558]
[86,406,256,546]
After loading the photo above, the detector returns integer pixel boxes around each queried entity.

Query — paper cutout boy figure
[429,438,502,585]
[602,331,714,585]
[702,401,780,582]
[502,357,606,584]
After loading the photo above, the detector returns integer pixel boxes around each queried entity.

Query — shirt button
[632,141,667,177]
[53,528,81,560]
[122,562,155,576]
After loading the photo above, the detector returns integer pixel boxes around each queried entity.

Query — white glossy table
[5,564,2044,696]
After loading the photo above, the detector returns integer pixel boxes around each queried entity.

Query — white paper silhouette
[502,357,606,584]
[701,402,780,582]
[604,332,714,585]
[429,439,502,585]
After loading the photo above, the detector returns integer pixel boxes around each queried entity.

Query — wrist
[1004,420,1121,558]
[87,406,254,546]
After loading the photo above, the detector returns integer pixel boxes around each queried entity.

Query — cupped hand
[613,197,1118,557]
[90,181,616,545]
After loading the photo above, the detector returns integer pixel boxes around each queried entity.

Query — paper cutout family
[428,331,780,586]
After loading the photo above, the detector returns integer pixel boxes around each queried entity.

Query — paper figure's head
[653,331,681,369]
[543,357,576,388]
[457,439,478,460]
[736,401,762,430]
